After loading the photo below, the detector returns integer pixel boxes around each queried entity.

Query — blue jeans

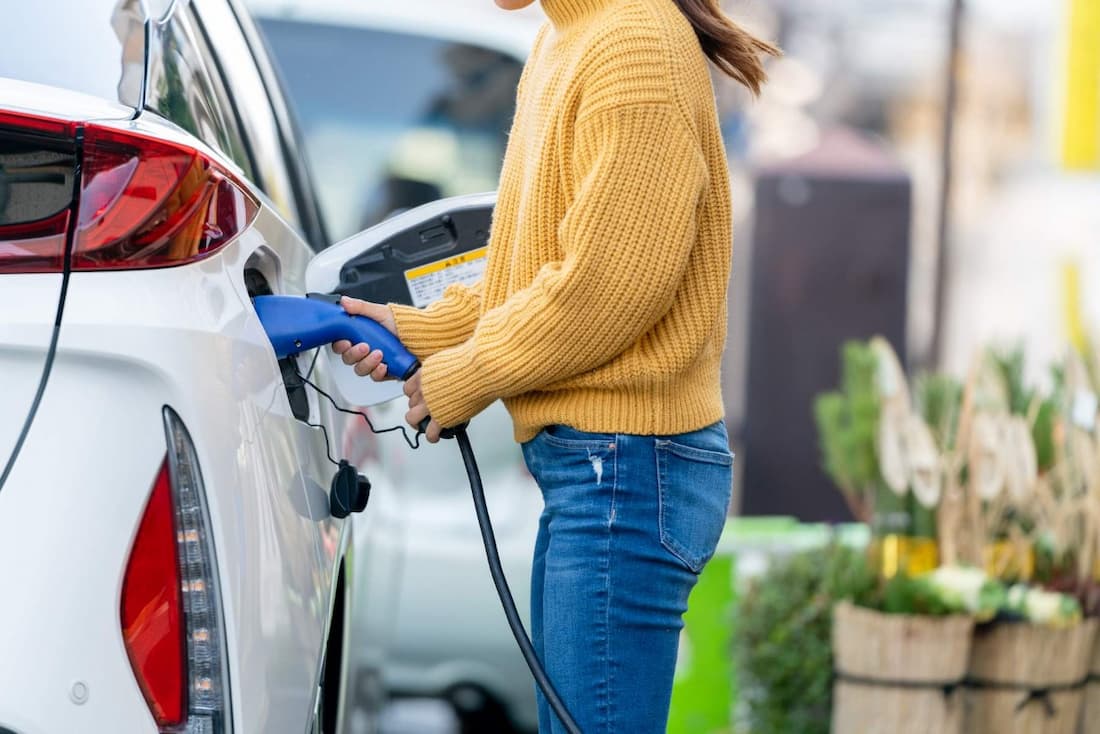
[521,421,733,734]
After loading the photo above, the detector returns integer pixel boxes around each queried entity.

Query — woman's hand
[332,296,398,381]
[333,296,443,441]
[403,372,444,443]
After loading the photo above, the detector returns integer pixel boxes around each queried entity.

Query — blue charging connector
[252,294,419,380]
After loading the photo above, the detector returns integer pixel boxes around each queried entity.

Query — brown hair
[672,0,781,95]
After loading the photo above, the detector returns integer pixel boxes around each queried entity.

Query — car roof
[247,0,544,60]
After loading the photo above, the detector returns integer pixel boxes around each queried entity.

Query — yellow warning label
[404,247,488,307]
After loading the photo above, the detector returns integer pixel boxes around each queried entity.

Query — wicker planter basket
[964,619,1097,734]
[831,601,974,734]
[1073,622,1100,733]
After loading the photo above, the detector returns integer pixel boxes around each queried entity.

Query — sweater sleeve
[388,280,482,360]
[418,102,708,427]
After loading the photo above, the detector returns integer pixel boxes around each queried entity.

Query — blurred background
[245,0,1099,731]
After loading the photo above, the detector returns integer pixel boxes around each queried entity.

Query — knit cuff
[389,290,480,360]
[418,339,493,428]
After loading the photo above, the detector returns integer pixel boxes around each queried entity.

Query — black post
[927,0,966,370]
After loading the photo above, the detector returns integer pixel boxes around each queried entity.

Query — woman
[334,0,777,730]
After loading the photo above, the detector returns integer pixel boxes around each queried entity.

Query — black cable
[306,421,340,467]
[294,368,421,450]
[0,127,84,495]
[455,427,582,734]
[304,347,321,380]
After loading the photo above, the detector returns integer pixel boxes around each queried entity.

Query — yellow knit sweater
[389,0,733,443]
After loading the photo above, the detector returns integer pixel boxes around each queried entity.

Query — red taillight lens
[0,111,257,275]
[121,461,186,728]
[0,209,71,274]
[75,125,258,270]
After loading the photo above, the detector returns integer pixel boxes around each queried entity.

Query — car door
[189,0,345,578]
[151,3,343,729]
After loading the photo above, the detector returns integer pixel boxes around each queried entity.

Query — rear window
[0,0,145,108]
[257,19,522,240]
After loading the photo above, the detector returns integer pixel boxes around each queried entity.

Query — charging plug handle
[253,294,419,380]
[252,295,462,439]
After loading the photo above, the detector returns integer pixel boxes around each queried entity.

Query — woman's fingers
[336,342,395,381]
[340,342,369,366]
[404,402,442,443]
[405,402,429,430]
[353,349,385,377]
[335,298,400,378]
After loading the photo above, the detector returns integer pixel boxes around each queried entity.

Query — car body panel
[0,223,339,732]
[350,399,541,729]
[0,2,349,726]
[304,192,497,410]
[0,79,134,485]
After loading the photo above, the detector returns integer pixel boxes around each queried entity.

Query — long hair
[672,0,780,95]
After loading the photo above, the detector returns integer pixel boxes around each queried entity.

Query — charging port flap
[302,193,495,408]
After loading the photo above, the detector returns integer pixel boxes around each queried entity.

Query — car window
[145,7,255,181]
[257,19,523,241]
[191,0,301,229]
[0,0,145,109]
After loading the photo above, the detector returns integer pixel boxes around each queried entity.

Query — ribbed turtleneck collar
[541,0,613,30]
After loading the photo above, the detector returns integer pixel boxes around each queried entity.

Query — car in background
[248,1,545,730]
[0,0,435,731]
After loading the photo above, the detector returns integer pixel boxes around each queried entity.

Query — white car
[0,0,442,732]
[249,1,545,730]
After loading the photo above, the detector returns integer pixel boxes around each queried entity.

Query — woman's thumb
[341,296,396,333]
[341,295,379,317]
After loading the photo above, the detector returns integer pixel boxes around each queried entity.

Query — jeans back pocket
[656,439,733,573]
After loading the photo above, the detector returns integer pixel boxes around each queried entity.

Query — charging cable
[293,364,583,734]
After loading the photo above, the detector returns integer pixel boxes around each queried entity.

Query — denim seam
[542,432,617,450]
[660,439,734,466]
[603,435,619,733]
[655,444,705,573]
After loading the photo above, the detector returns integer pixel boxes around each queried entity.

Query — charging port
[246,267,310,422]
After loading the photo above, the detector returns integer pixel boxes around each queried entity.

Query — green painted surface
[668,518,870,732]
[669,552,736,734]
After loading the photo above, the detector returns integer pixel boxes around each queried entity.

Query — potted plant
[814,338,941,577]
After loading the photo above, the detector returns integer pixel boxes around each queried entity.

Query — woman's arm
[417,101,708,427]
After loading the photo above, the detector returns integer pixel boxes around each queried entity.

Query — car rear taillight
[0,111,257,274]
[74,126,257,270]
[122,409,232,733]
[121,460,186,727]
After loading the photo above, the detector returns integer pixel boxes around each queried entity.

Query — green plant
[914,373,963,452]
[814,342,882,523]
[987,345,1061,471]
[875,566,1004,619]
[735,544,876,734]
